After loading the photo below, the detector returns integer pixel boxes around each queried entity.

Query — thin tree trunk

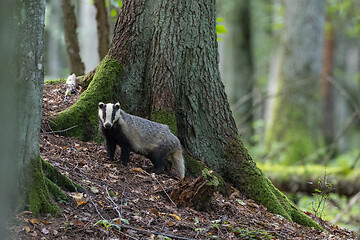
[94,0,110,60]
[219,0,254,140]
[62,0,85,76]
[322,20,335,145]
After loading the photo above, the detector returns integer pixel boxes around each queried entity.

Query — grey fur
[98,102,185,179]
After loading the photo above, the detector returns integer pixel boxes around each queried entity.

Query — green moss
[41,158,83,192]
[45,178,68,202]
[224,140,322,229]
[151,110,177,135]
[50,57,123,141]
[28,156,59,216]
[184,153,227,194]
[44,78,66,85]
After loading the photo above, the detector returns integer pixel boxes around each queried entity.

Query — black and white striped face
[98,102,121,129]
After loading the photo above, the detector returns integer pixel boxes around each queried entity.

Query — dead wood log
[170,169,219,211]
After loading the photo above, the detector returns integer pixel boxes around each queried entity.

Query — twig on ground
[152,173,177,207]
[41,125,78,134]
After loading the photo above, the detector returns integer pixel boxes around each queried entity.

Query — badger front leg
[106,141,116,162]
[119,144,131,166]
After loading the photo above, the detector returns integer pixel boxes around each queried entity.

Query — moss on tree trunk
[225,141,321,228]
[28,157,82,216]
[50,57,123,141]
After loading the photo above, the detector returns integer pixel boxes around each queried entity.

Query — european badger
[98,102,185,179]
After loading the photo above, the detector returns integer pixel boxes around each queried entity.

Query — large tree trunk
[0,3,82,237]
[51,0,320,228]
[62,0,85,76]
[265,0,325,165]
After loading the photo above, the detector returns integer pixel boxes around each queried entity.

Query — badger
[98,102,185,179]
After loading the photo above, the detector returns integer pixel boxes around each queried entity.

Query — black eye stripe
[103,105,106,122]
[111,104,117,123]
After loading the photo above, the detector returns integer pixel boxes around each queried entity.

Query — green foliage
[310,171,333,219]
[327,0,360,38]
[216,17,227,41]
[298,193,360,233]
[106,0,122,22]
[94,217,129,232]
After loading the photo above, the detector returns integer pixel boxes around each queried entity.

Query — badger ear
[115,102,120,109]
[98,102,104,109]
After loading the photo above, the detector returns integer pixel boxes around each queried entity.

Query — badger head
[98,102,121,129]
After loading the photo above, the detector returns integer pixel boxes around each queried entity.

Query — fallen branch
[41,125,78,134]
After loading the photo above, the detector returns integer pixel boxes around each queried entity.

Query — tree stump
[170,169,218,211]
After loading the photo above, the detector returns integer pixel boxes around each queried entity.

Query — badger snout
[104,122,112,129]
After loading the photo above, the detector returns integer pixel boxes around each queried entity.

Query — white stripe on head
[105,104,114,127]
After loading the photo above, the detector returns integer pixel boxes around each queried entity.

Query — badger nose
[104,122,112,129]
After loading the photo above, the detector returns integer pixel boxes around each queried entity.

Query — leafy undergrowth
[9,83,359,239]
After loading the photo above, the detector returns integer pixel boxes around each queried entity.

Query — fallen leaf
[73,220,84,226]
[24,226,31,233]
[30,218,39,225]
[76,198,87,206]
[167,222,175,226]
[150,208,159,216]
[132,167,148,174]
[39,220,51,225]
[169,214,181,221]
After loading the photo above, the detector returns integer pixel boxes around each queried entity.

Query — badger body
[98,102,185,179]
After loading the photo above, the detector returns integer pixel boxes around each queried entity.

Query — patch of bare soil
[9,83,359,239]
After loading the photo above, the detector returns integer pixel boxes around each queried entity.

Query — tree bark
[265,0,326,165]
[52,0,321,228]
[62,0,85,76]
[94,0,110,60]
[0,2,82,232]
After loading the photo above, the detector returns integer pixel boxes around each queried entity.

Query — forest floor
[9,83,359,240]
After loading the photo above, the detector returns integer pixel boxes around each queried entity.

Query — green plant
[94,217,129,232]
[310,170,333,219]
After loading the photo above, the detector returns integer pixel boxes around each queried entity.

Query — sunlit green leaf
[216,25,227,34]
[111,9,117,18]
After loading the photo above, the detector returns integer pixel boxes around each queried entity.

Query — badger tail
[171,148,185,179]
